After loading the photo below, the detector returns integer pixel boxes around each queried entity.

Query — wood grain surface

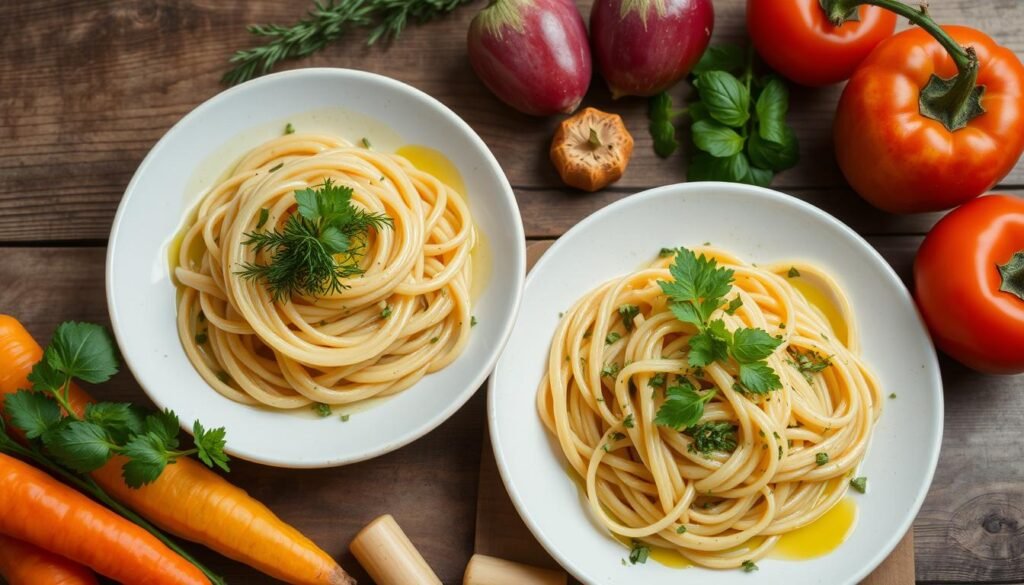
[1,0,1024,583]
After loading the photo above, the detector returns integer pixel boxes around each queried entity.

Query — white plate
[489,182,942,585]
[107,68,525,467]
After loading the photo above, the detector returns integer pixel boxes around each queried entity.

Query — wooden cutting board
[473,240,915,585]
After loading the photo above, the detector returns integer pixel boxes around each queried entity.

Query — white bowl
[489,182,942,585]
[107,68,525,467]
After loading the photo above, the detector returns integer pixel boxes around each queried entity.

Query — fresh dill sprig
[237,179,392,301]
[223,0,473,85]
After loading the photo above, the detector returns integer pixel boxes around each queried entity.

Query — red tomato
[746,0,896,87]
[914,195,1024,374]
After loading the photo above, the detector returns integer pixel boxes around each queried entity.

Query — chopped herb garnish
[779,322,786,329]
[889,392,897,399]
[216,371,232,385]
[380,305,393,319]
[601,362,621,379]
[198,311,206,323]
[659,247,675,258]
[685,421,738,456]
[619,304,640,332]
[816,452,829,466]
[787,266,800,278]
[340,414,351,422]
[606,332,622,345]
[269,162,284,173]
[313,402,332,417]
[284,122,295,135]
[649,373,666,388]
[470,315,478,327]
[628,540,650,565]
[256,207,270,228]
[676,525,687,534]
[237,179,393,301]
[788,350,831,382]
[725,297,743,315]
[194,331,208,345]
[429,337,439,344]
[623,414,635,428]
[361,137,372,149]
[778,445,783,460]
[850,476,868,493]
[742,560,759,572]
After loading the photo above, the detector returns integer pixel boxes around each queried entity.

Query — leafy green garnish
[655,383,717,431]
[685,421,738,456]
[648,92,681,157]
[658,248,783,394]
[648,373,667,388]
[601,363,621,379]
[623,414,635,428]
[313,402,332,417]
[816,452,829,466]
[628,540,650,565]
[850,476,868,493]
[676,45,799,186]
[788,350,832,382]
[787,266,800,278]
[238,179,392,301]
[4,322,230,489]
[742,560,759,572]
[619,305,640,332]
[284,122,295,135]
[606,332,622,345]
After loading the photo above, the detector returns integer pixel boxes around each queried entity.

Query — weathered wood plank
[0,246,486,584]
[1,0,1022,242]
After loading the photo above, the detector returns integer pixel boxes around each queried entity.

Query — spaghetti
[537,247,882,568]
[174,133,474,409]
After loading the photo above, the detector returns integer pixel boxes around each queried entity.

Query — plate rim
[488,181,943,584]
[106,67,527,467]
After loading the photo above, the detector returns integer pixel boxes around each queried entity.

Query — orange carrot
[0,452,208,585]
[0,534,98,585]
[0,315,353,585]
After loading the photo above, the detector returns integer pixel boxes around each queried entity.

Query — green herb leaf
[676,525,688,534]
[850,476,868,493]
[742,560,759,572]
[238,179,393,301]
[731,328,782,363]
[748,128,799,172]
[738,362,782,394]
[697,71,750,128]
[688,152,751,184]
[193,421,230,472]
[816,452,829,466]
[689,329,729,367]
[619,305,640,332]
[788,350,831,382]
[144,410,181,450]
[692,120,745,158]
[628,540,650,565]
[655,383,716,431]
[43,420,113,473]
[787,266,800,278]
[744,164,774,187]
[47,322,119,384]
[623,414,635,428]
[5,390,62,439]
[313,403,332,417]
[27,357,66,393]
[648,92,679,158]
[85,403,145,445]
[606,332,622,345]
[120,432,171,488]
[256,208,270,228]
[725,297,743,315]
[284,122,295,135]
[755,77,789,144]
[692,44,745,76]
[649,373,666,388]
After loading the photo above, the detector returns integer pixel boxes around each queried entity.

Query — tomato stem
[821,0,985,131]
[997,251,1024,301]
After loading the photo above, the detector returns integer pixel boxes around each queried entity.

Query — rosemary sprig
[237,179,392,301]
[223,0,473,85]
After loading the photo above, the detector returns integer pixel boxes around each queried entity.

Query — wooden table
[2,1,1022,583]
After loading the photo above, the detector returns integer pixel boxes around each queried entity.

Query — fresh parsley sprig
[647,44,799,185]
[3,322,230,488]
[238,179,393,302]
[651,249,784,436]
[223,0,473,85]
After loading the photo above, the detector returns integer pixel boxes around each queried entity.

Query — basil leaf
[745,165,774,187]
[691,120,745,158]
[648,92,679,158]
[688,152,750,183]
[755,77,789,144]
[692,45,745,76]
[748,128,799,172]
[697,71,750,128]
